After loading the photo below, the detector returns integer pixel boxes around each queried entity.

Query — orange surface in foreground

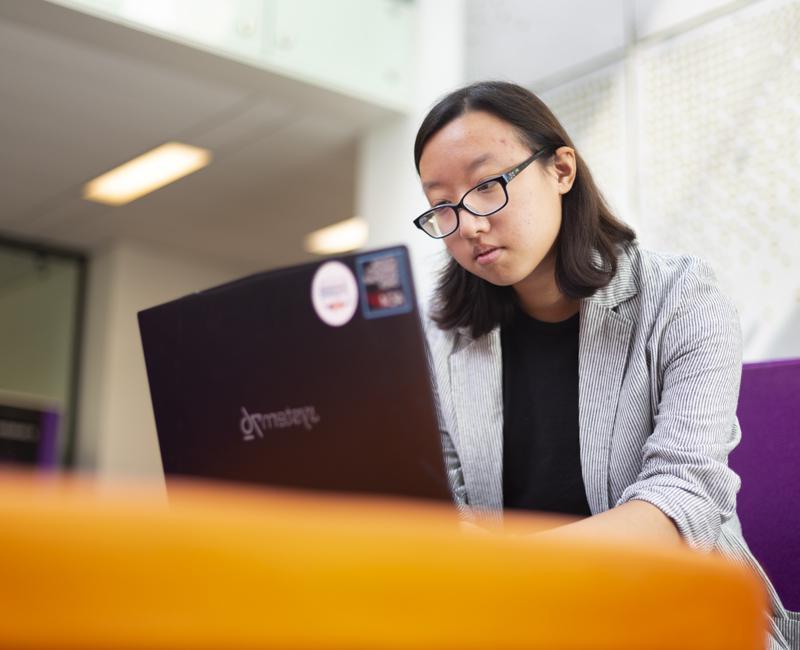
[0,471,767,649]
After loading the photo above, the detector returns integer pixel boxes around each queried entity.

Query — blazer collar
[585,244,638,309]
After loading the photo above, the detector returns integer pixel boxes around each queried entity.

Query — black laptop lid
[138,245,450,502]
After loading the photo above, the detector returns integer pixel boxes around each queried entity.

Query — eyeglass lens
[419,179,507,237]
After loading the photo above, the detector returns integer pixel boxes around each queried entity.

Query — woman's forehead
[427,111,520,150]
[419,111,528,179]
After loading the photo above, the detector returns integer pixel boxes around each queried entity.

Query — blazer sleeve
[616,259,743,551]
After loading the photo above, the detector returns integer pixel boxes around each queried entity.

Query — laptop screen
[139,245,451,502]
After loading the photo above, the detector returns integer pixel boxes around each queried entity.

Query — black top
[500,307,591,516]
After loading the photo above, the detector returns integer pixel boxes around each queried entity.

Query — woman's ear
[552,146,577,195]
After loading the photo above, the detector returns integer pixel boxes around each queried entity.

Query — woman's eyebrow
[422,153,497,191]
[466,152,495,172]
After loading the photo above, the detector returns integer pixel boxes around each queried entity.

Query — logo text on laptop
[239,405,321,442]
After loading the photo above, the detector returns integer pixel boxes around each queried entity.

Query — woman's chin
[472,266,520,288]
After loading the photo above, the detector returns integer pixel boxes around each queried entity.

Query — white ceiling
[0,1,399,270]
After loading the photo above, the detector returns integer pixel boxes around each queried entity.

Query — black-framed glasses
[413,147,550,239]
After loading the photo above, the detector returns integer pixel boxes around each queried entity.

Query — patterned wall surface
[541,0,800,361]
[541,64,631,229]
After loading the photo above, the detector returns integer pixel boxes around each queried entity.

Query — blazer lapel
[578,248,637,514]
[449,328,504,510]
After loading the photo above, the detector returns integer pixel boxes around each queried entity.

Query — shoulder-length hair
[414,81,636,338]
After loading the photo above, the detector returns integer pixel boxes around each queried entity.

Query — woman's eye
[476,180,500,193]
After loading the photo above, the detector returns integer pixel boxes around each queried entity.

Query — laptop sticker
[310,261,359,327]
[355,250,414,319]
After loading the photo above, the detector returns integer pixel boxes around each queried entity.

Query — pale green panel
[46,0,415,110]
[46,0,265,59]
[266,0,414,108]
[0,249,80,411]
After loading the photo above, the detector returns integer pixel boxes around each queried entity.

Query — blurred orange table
[0,472,767,649]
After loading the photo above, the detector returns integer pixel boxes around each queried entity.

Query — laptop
[138,245,451,502]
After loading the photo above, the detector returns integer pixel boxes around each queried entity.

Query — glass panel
[0,242,84,468]
[47,0,415,110]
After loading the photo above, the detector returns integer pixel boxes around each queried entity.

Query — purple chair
[37,410,60,468]
[0,404,59,469]
[731,358,800,612]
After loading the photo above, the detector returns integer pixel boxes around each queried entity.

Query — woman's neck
[513,250,580,323]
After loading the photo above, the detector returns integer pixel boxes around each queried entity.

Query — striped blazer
[425,244,797,649]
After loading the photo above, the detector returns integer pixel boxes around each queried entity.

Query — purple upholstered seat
[731,358,800,611]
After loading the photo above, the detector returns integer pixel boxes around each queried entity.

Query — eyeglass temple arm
[504,147,551,182]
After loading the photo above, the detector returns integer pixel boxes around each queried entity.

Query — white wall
[356,0,466,311]
[76,239,253,479]
[465,0,627,87]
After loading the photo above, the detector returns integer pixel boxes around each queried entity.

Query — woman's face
[418,110,574,291]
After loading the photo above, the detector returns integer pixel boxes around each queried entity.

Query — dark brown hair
[415,81,636,338]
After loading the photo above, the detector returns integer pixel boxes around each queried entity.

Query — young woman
[414,81,796,649]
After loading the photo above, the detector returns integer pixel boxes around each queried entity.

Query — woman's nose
[457,208,489,239]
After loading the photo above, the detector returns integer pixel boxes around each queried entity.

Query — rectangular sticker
[355,250,414,320]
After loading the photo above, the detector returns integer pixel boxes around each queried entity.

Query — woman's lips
[475,247,502,266]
